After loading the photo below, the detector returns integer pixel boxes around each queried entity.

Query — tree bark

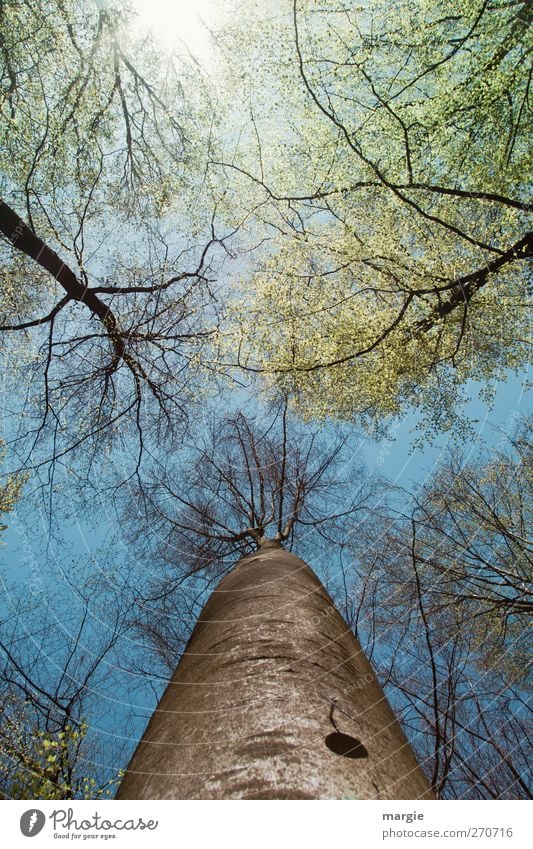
[117,541,434,799]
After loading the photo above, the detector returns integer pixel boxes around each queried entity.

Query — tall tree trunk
[117,541,434,799]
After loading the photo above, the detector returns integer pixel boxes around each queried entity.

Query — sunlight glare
[133,0,217,59]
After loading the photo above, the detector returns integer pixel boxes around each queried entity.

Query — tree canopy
[215,0,531,432]
[336,422,532,798]
[0,0,227,482]
[0,0,531,802]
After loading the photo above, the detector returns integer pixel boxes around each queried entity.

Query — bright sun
[132,0,217,58]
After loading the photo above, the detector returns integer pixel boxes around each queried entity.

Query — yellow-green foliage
[1,704,122,800]
[0,440,26,536]
[215,0,531,431]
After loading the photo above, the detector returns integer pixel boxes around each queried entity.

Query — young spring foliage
[215,0,532,433]
[0,0,224,476]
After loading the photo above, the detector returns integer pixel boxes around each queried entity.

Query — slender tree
[0,568,131,799]
[333,421,532,798]
[364,417,532,661]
